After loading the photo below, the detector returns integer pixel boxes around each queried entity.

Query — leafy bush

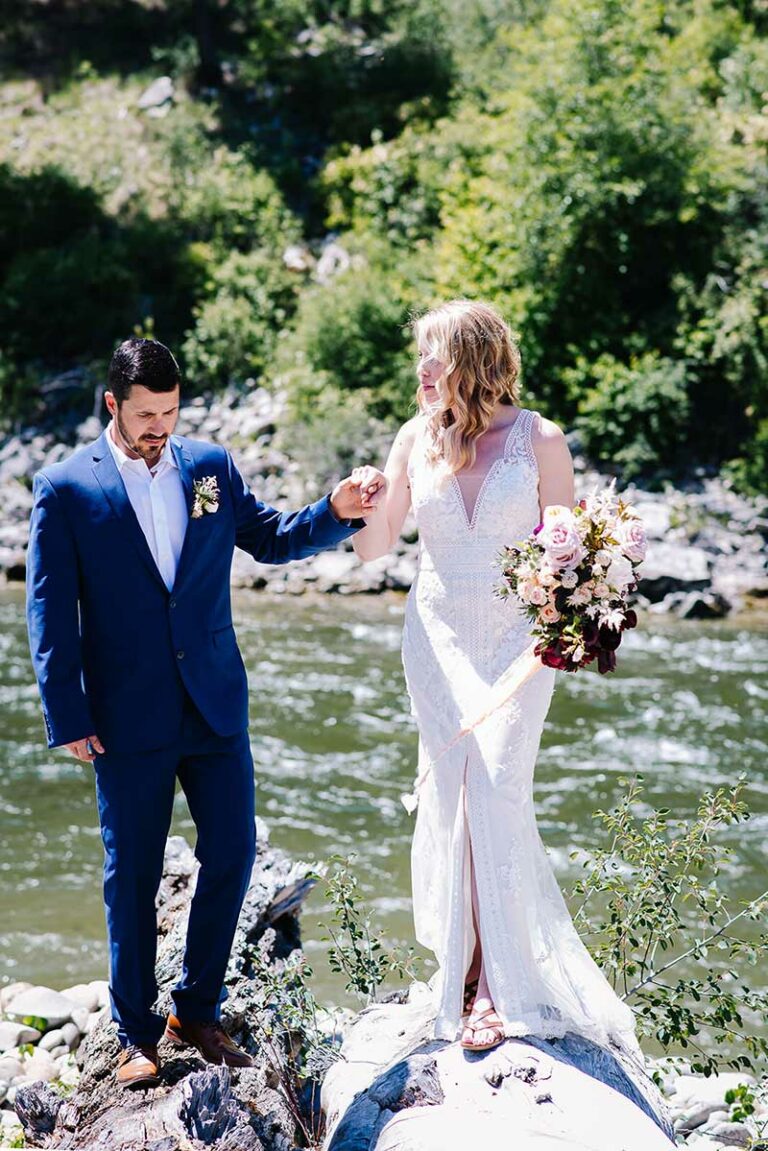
[569,353,690,479]
[280,260,420,424]
[572,776,768,1077]
[182,249,298,389]
[168,148,300,256]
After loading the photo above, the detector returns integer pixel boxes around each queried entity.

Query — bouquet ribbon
[400,641,544,813]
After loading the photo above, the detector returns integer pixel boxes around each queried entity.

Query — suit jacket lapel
[91,431,168,591]
[170,436,197,590]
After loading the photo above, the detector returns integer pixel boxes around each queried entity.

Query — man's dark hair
[107,338,181,404]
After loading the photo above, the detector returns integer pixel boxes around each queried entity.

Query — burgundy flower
[536,641,568,671]
[621,609,638,631]
[598,624,622,652]
[597,649,617,674]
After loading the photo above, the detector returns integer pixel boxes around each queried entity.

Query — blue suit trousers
[93,693,256,1047]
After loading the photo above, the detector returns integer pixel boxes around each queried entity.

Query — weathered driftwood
[321,986,677,1151]
[15,824,315,1151]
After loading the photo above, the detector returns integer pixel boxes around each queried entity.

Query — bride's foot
[460,999,505,1052]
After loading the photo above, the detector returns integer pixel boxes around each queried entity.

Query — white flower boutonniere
[191,475,220,519]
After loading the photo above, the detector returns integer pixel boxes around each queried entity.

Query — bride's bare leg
[461,841,504,1048]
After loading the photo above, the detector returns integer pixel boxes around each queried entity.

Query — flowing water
[1,586,766,1032]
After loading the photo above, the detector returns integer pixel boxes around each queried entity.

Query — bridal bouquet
[497,483,647,674]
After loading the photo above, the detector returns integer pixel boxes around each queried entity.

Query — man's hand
[331,466,388,521]
[64,733,105,762]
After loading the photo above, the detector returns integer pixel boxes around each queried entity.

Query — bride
[352,299,639,1057]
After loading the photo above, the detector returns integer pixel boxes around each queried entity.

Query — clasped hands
[330,465,388,521]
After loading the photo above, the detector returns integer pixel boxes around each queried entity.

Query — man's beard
[115,411,166,464]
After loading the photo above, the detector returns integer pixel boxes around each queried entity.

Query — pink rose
[618,517,647,563]
[529,586,548,606]
[538,506,586,570]
[540,603,561,624]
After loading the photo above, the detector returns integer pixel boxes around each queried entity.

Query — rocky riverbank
[1,380,766,613]
[1,975,766,1150]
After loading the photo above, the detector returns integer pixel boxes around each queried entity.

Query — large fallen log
[15,822,315,1151]
[321,985,677,1151]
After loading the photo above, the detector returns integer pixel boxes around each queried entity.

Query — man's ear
[104,390,117,418]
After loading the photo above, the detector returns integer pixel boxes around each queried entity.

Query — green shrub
[168,148,300,256]
[181,249,298,389]
[281,263,419,424]
[570,353,690,478]
[573,776,768,1077]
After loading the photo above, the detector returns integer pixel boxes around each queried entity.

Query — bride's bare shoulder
[530,413,567,445]
[389,414,424,459]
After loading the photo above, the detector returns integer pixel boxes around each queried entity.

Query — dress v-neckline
[451,410,527,531]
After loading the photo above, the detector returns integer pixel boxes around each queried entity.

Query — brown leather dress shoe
[164,1012,254,1068]
[116,1044,161,1089]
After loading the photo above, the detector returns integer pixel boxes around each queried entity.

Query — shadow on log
[15,822,313,1150]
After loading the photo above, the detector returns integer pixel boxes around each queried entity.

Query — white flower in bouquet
[605,554,635,591]
[560,569,579,589]
[567,584,594,607]
[538,505,586,570]
[617,517,648,564]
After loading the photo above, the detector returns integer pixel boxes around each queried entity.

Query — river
[1,586,766,1032]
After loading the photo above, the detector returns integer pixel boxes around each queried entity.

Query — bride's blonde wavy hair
[414,298,522,474]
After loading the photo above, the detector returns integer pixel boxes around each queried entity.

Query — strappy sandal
[460,1006,505,1052]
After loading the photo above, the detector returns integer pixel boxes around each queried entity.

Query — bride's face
[417,342,448,408]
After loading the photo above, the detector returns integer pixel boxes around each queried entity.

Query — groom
[26,338,381,1088]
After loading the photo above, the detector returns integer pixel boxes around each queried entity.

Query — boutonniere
[191,475,220,518]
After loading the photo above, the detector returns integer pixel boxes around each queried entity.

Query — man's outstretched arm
[227,452,384,564]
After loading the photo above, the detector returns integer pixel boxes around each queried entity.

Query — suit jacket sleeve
[26,473,95,748]
[227,452,362,563]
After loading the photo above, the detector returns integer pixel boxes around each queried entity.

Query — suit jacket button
[170,599,177,609]
[176,650,185,660]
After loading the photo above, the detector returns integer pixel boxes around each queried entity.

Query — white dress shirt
[106,423,188,591]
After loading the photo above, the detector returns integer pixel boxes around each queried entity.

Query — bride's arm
[532,415,575,515]
[352,418,418,561]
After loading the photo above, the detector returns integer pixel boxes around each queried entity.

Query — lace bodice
[409,407,541,564]
[406,408,542,685]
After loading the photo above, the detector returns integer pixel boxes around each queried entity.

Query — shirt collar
[106,422,177,475]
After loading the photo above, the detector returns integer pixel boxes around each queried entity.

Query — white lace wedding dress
[402,407,640,1058]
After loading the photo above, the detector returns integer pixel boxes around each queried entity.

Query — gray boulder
[322,988,674,1151]
[637,542,711,602]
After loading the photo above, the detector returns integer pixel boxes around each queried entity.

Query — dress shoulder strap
[503,408,538,467]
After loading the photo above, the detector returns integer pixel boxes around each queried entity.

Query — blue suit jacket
[26,431,360,754]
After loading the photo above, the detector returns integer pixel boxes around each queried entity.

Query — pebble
[60,1021,81,1050]
[70,1006,90,1034]
[38,1027,65,1052]
[3,986,80,1030]
[60,983,100,1013]
[703,1122,752,1147]
[0,1056,23,1082]
[0,1021,41,1051]
[20,1047,57,1082]
[0,984,31,1013]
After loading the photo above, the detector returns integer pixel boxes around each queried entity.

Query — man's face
[105,385,180,467]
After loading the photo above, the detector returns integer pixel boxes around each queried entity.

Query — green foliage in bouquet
[572,776,768,1077]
